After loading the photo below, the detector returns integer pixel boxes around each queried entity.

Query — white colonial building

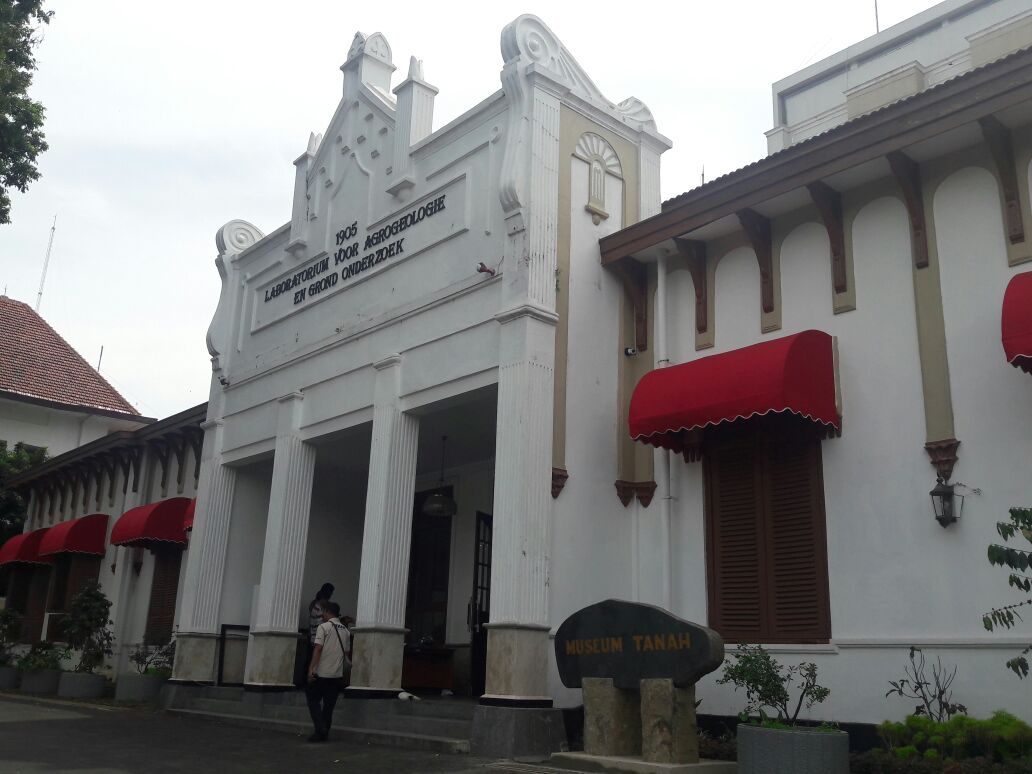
[4,0,1031,758]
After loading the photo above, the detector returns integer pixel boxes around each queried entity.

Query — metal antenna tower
[35,215,57,312]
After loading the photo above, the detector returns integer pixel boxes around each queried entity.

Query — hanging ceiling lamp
[423,435,458,517]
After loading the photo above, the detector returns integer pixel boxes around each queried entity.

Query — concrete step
[167,708,470,753]
[197,686,245,701]
[177,696,473,740]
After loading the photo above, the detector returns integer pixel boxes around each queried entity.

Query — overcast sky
[1,0,939,419]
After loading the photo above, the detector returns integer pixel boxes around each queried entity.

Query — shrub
[984,506,1032,679]
[129,640,175,676]
[886,647,967,722]
[16,642,68,673]
[0,608,21,666]
[716,643,830,725]
[60,581,114,673]
[876,711,1032,763]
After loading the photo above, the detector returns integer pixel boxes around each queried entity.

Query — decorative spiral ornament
[216,219,265,257]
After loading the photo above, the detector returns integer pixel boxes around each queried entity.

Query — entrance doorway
[469,511,492,697]
[406,487,454,644]
[402,487,455,692]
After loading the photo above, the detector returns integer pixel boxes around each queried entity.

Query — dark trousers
[305,677,341,737]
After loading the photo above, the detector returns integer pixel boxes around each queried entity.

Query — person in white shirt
[305,601,351,742]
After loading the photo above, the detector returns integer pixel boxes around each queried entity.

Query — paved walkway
[0,694,566,774]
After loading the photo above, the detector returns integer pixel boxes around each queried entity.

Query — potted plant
[17,642,69,695]
[718,644,848,774]
[57,581,114,699]
[115,640,174,703]
[0,608,22,689]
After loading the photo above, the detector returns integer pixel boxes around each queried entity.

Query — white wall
[218,460,272,627]
[650,166,1032,724]
[300,468,366,630]
[936,165,1032,628]
[0,397,144,458]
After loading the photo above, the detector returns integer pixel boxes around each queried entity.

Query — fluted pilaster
[177,421,237,635]
[252,394,316,633]
[355,356,420,628]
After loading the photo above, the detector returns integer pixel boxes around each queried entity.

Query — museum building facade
[3,1,1032,752]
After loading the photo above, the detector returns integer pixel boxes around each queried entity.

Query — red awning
[629,329,841,455]
[111,497,193,548]
[183,499,196,532]
[38,513,109,557]
[0,528,53,566]
[1003,271,1032,373]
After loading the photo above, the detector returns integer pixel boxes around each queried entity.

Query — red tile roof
[0,295,139,416]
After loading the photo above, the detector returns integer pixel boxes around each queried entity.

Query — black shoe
[307,733,327,743]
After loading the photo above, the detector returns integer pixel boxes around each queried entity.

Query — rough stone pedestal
[171,632,218,684]
[470,704,568,760]
[583,677,642,757]
[641,679,699,764]
[346,627,404,697]
[243,631,299,688]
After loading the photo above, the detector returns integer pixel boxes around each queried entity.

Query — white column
[172,420,238,683]
[483,304,559,703]
[349,354,420,695]
[244,392,316,687]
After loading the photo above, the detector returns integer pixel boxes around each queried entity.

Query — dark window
[48,555,101,613]
[21,566,51,643]
[704,419,831,643]
[144,548,183,645]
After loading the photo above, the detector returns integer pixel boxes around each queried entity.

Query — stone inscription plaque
[554,599,724,690]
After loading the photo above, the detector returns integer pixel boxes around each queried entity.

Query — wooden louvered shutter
[762,436,831,642]
[706,437,766,640]
[21,566,51,643]
[65,556,102,603]
[145,548,182,645]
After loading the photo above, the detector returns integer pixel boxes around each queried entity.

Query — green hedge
[875,712,1032,763]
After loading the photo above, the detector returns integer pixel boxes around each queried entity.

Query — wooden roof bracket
[887,151,929,269]
[114,445,142,494]
[183,425,205,484]
[168,432,190,494]
[613,258,648,353]
[100,453,120,505]
[978,116,1025,246]
[806,181,849,294]
[736,208,775,313]
[149,438,171,495]
[674,238,708,335]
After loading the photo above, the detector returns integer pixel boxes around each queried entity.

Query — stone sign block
[554,599,724,691]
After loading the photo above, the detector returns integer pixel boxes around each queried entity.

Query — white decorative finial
[407,56,423,81]
[307,132,320,155]
[348,32,367,61]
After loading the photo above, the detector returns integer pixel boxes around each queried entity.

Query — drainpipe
[655,255,672,611]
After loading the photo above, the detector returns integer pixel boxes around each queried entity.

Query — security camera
[624,347,638,357]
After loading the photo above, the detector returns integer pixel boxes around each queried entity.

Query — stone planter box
[0,666,20,690]
[737,722,849,774]
[115,673,167,703]
[19,669,61,695]
[58,672,107,699]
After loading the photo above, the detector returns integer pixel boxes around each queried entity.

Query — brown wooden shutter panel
[706,439,765,640]
[145,549,182,645]
[763,436,831,642]
[21,566,51,643]
[65,556,102,604]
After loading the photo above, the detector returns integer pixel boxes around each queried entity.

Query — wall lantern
[930,478,964,528]
[422,435,457,518]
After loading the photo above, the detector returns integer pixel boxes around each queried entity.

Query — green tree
[984,507,1032,678]
[0,440,48,545]
[0,0,53,224]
